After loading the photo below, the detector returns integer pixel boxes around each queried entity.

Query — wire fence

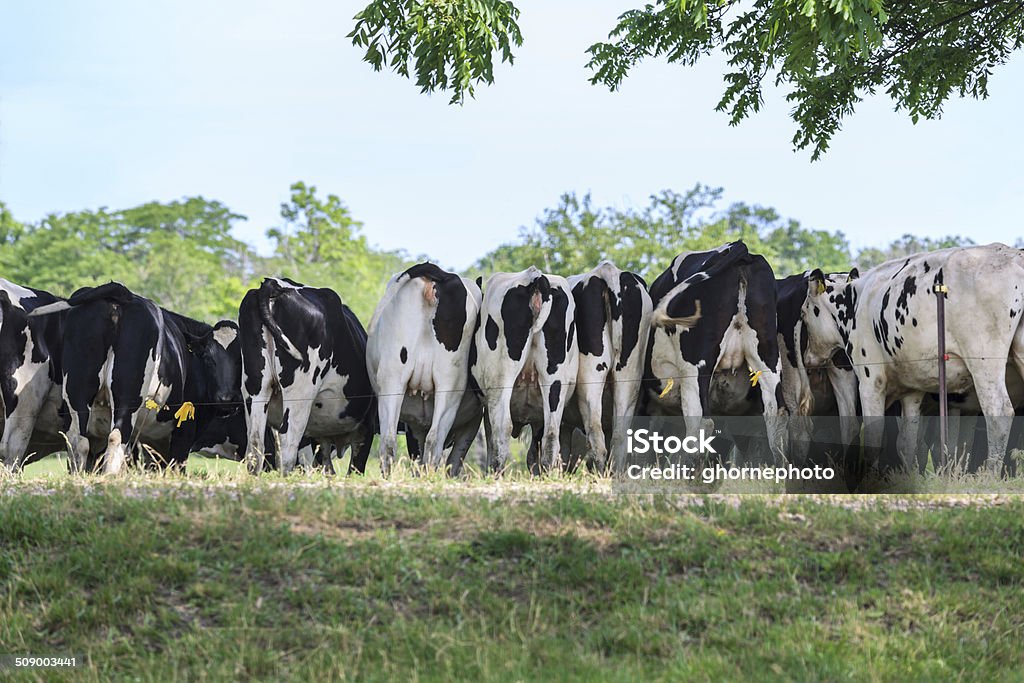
[0,354,1019,420]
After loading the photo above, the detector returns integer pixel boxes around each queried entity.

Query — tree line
[0,181,974,323]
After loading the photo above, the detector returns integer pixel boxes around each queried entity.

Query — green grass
[2,478,1023,681]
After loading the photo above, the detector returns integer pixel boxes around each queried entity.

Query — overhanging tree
[350,1,1024,158]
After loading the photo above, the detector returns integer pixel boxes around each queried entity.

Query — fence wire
[0,354,1021,421]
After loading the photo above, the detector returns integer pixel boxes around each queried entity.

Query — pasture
[3,465,1024,681]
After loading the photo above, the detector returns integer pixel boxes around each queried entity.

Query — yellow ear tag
[174,402,196,427]
[144,399,159,410]
[659,378,674,398]
[817,280,826,295]
[749,369,763,387]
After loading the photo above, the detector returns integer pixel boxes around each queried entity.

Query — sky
[2,1,1023,271]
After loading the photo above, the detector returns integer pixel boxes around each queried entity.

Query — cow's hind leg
[103,401,134,475]
[524,425,541,475]
[678,365,712,470]
[376,376,409,477]
[105,355,158,474]
[445,412,482,477]
[423,386,462,472]
[745,351,787,466]
[966,359,1014,475]
[348,432,372,475]
[243,386,274,475]
[857,386,888,488]
[541,380,572,472]
[275,390,317,476]
[896,392,925,474]
[63,406,92,474]
[576,375,609,473]
[484,388,515,474]
[1,374,50,470]
[609,375,642,475]
[62,354,108,474]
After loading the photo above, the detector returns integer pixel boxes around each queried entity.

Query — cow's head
[801,268,857,367]
[187,320,243,414]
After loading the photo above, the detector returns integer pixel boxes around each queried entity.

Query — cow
[366,263,483,476]
[1,280,67,470]
[801,243,1024,474]
[238,277,375,476]
[472,267,579,473]
[564,261,652,473]
[775,272,860,468]
[28,282,243,473]
[644,241,787,466]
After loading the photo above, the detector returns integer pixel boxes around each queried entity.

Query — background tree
[265,182,411,321]
[0,202,22,246]
[471,184,852,280]
[0,187,988,322]
[0,199,254,321]
[854,233,976,269]
[0,208,137,298]
[351,1,1024,159]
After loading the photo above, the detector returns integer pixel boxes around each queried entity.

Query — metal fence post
[934,283,949,465]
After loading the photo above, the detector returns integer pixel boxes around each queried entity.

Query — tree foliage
[350,0,523,104]
[0,199,253,321]
[0,188,992,324]
[854,233,976,269]
[265,182,410,321]
[0,202,23,247]
[471,185,852,280]
[352,0,1024,158]
[0,188,409,324]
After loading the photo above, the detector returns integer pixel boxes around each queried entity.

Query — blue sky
[2,1,1023,270]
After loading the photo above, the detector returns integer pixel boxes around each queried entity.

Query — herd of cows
[3,240,1024,488]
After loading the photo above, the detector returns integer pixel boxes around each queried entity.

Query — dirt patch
[283,515,425,542]
[515,516,618,549]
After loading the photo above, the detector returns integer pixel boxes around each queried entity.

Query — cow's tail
[25,301,69,317]
[651,300,703,330]
[258,280,303,361]
[369,263,457,332]
[525,268,553,333]
[405,263,459,310]
[28,281,134,317]
[592,262,625,369]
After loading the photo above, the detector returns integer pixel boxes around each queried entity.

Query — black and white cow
[238,277,375,475]
[472,267,579,472]
[565,261,652,473]
[802,244,1024,474]
[644,242,787,464]
[29,282,242,473]
[0,280,67,470]
[775,272,860,467]
[367,263,482,476]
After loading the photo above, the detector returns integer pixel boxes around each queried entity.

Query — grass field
[2,472,1024,681]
